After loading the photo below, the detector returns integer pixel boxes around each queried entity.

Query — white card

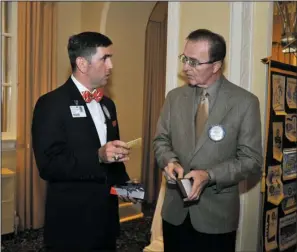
[127,138,142,148]
[70,106,87,118]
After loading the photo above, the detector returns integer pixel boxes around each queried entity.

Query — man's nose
[106,58,113,69]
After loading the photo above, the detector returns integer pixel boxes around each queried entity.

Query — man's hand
[163,162,184,184]
[184,170,210,201]
[98,140,130,163]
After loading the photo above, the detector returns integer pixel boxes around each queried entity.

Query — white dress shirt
[71,75,107,145]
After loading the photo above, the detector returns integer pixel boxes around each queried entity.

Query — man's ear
[76,57,89,74]
[212,61,223,74]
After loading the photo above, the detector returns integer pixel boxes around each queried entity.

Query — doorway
[141,1,168,203]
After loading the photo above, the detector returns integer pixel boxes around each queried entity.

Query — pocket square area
[112,120,117,127]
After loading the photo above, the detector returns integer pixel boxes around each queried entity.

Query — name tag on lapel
[69,106,87,118]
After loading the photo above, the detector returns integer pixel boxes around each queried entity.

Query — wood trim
[120,213,144,223]
[270,67,297,76]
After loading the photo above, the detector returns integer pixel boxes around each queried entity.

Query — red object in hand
[110,187,118,195]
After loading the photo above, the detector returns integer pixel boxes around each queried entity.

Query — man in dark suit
[32,32,132,251]
[153,29,263,252]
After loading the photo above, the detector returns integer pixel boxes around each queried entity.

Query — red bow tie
[81,88,104,103]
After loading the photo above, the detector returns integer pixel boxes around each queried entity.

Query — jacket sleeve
[32,95,106,182]
[153,91,179,169]
[208,96,263,192]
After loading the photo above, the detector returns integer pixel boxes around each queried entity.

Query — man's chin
[188,81,199,86]
[93,81,107,89]
[188,81,208,88]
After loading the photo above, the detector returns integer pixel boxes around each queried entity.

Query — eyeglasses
[178,54,216,68]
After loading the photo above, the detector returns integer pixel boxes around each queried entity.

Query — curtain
[141,2,167,203]
[16,1,57,230]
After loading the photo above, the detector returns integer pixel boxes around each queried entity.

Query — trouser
[163,214,236,252]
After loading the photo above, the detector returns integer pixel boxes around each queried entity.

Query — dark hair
[187,29,226,63]
[67,31,113,71]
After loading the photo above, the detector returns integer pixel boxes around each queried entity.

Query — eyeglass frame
[178,54,220,68]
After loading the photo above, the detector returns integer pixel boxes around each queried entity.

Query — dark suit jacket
[31,77,129,250]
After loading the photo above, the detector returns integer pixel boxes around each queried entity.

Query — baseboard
[120,213,144,223]
[119,201,143,223]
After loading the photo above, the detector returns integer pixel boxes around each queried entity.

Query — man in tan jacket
[153,29,262,252]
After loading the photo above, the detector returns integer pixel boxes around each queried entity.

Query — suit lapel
[188,78,233,163]
[64,78,101,146]
[180,85,196,153]
[100,97,115,142]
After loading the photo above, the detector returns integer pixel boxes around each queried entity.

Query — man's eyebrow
[101,54,112,60]
[183,54,199,61]
[188,56,199,61]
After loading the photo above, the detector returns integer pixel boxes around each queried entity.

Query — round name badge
[208,125,225,142]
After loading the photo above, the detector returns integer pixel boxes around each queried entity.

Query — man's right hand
[98,140,130,163]
[163,162,184,184]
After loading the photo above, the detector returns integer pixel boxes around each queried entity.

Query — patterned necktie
[196,89,209,142]
[81,88,104,103]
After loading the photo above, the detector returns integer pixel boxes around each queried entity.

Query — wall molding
[228,2,254,91]
[165,2,180,95]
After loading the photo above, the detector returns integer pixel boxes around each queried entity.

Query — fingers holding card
[127,138,142,149]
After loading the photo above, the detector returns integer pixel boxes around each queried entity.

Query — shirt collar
[197,75,223,97]
[71,74,90,93]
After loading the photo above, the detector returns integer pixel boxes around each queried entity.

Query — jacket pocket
[213,184,238,194]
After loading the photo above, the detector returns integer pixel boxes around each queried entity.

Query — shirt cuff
[207,169,216,185]
[99,156,104,164]
[168,158,179,165]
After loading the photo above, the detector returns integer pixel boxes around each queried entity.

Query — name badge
[70,106,87,118]
[209,125,225,142]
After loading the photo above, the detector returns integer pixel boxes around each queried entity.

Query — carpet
[1,204,155,252]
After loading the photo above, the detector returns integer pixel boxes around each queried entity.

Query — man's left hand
[184,170,210,201]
